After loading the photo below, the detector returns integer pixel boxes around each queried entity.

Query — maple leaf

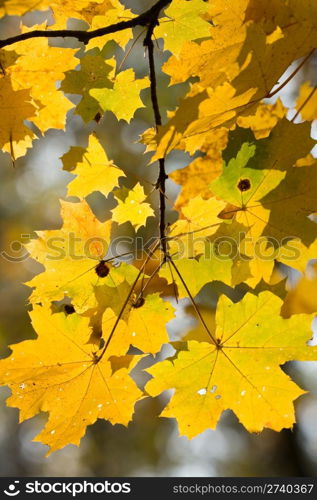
[86,0,135,50]
[211,122,316,248]
[207,126,317,284]
[167,195,227,257]
[0,305,142,454]
[237,99,286,139]
[0,0,107,24]
[295,82,317,122]
[161,0,249,87]
[25,200,118,313]
[146,291,317,438]
[155,0,211,56]
[111,183,154,231]
[152,83,256,159]
[90,68,150,122]
[160,255,233,299]
[170,128,228,209]
[155,0,317,157]
[0,76,36,158]
[282,263,317,317]
[50,0,104,28]
[127,293,175,354]
[61,51,113,123]
[67,135,125,199]
[3,24,78,132]
[61,146,86,172]
[0,0,50,17]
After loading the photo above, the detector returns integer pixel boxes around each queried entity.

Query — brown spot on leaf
[95,260,110,278]
[237,178,251,192]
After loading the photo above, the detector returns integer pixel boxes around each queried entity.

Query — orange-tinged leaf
[146,291,316,438]
[0,305,142,454]
[25,200,116,312]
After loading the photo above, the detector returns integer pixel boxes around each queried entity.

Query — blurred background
[1,0,317,477]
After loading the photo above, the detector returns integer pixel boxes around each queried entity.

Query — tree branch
[0,0,171,49]
[144,15,168,258]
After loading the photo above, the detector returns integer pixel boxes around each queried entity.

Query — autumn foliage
[0,0,317,455]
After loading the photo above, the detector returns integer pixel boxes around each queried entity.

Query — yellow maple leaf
[87,0,135,50]
[155,0,211,56]
[67,135,125,199]
[237,99,286,139]
[146,291,317,438]
[0,0,104,23]
[111,183,154,231]
[0,76,36,158]
[0,0,50,17]
[212,122,316,247]
[4,24,77,132]
[25,200,116,312]
[0,305,142,454]
[282,263,317,317]
[153,83,257,159]
[61,51,113,123]
[50,0,104,28]
[160,255,233,299]
[295,82,317,122]
[162,0,249,86]
[156,0,317,157]
[127,293,175,354]
[90,68,149,122]
[170,128,228,209]
[168,195,226,257]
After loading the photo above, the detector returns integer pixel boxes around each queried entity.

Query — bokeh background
[1,0,317,477]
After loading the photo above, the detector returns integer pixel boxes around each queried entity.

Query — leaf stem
[168,257,218,346]
[96,240,160,362]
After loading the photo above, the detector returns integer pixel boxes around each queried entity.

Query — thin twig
[266,50,315,99]
[0,0,171,49]
[144,16,168,258]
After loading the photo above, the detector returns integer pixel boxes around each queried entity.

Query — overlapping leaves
[0,0,317,454]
